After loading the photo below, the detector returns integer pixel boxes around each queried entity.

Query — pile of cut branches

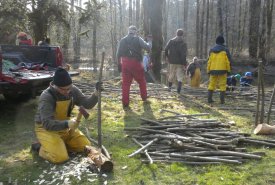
[125,109,275,165]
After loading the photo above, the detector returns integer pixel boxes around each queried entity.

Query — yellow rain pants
[35,100,91,164]
[190,68,201,88]
[208,73,227,91]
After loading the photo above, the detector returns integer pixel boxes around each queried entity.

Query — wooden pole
[267,84,275,124]
[255,61,262,126]
[260,61,265,123]
[98,51,105,150]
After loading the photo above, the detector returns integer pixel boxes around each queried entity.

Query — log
[239,138,275,147]
[140,118,163,125]
[184,151,262,159]
[149,152,242,164]
[253,123,275,135]
[84,145,113,172]
[141,159,221,165]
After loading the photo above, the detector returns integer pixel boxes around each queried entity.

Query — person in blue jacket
[240,72,253,86]
[226,74,241,91]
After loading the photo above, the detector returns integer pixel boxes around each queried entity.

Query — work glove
[68,118,79,130]
[95,81,104,91]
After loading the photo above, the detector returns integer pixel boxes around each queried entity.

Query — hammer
[74,106,90,130]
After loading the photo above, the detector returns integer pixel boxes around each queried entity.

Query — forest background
[0,0,275,81]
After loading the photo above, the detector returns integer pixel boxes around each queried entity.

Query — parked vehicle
[0,45,76,100]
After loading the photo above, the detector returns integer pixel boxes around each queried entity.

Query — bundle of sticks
[125,109,275,165]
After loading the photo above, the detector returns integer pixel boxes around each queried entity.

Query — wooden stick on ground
[128,138,158,158]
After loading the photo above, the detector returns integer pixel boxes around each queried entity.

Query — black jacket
[164,36,187,65]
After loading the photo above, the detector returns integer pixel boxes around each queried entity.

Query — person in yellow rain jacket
[33,67,102,164]
[186,56,201,88]
[207,35,231,104]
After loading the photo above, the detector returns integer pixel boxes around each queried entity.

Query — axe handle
[73,112,82,130]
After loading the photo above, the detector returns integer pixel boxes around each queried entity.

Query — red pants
[121,57,147,106]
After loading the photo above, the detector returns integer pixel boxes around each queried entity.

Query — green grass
[0,80,275,185]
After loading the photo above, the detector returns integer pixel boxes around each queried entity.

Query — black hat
[216,35,225,44]
[53,67,72,87]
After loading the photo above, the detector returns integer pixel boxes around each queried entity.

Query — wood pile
[125,109,275,165]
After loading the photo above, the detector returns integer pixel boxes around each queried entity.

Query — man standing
[116,25,151,109]
[207,35,231,104]
[34,67,102,164]
[164,29,187,94]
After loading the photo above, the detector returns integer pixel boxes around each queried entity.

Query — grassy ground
[0,72,275,185]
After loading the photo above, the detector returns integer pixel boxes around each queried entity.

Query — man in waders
[33,67,102,164]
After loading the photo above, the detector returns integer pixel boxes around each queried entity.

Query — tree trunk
[248,0,261,58]
[118,0,123,39]
[230,0,237,55]
[129,0,133,25]
[148,0,164,81]
[204,0,209,58]
[143,0,150,36]
[92,19,97,71]
[162,0,169,45]
[136,0,140,28]
[183,0,189,35]
[266,0,274,64]
[258,1,267,63]
[195,0,200,56]
[237,0,242,53]
[109,0,116,65]
[199,0,205,58]
[240,0,248,51]
[217,0,223,35]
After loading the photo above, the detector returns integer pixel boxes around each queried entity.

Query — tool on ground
[74,106,90,129]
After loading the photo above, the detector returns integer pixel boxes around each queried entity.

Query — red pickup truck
[0,45,76,100]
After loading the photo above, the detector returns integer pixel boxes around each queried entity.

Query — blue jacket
[240,77,253,86]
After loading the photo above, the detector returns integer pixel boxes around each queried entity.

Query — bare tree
[199,0,205,58]
[162,0,168,44]
[204,0,210,58]
[129,0,132,25]
[217,0,223,34]
[266,0,274,63]
[195,0,200,56]
[259,0,267,62]
[240,0,248,52]
[249,0,261,58]
[136,0,140,28]
[147,0,164,80]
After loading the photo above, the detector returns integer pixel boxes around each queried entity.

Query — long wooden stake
[97,51,105,150]
[267,84,275,124]
[255,61,262,126]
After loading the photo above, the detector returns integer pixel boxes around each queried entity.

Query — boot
[168,82,173,92]
[177,82,182,94]
[208,90,214,103]
[220,91,225,104]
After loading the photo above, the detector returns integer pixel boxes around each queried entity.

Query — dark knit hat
[53,67,72,87]
[216,35,225,44]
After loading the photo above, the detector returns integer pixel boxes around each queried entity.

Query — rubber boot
[177,82,182,94]
[208,90,214,103]
[220,91,225,104]
[168,82,173,92]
